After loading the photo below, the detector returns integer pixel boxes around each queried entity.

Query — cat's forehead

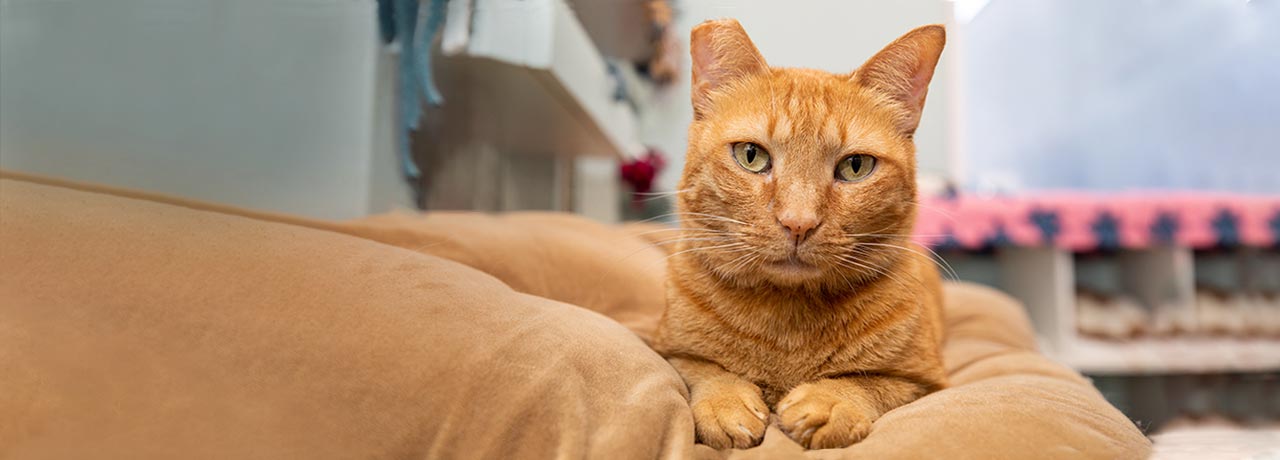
[710,69,900,153]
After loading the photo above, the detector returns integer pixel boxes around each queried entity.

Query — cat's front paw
[690,380,769,449]
[776,382,876,449]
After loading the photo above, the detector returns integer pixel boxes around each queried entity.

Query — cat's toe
[691,387,768,449]
[808,405,873,449]
[777,385,875,449]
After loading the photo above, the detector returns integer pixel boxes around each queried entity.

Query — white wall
[0,0,387,220]
[642,0,954,192]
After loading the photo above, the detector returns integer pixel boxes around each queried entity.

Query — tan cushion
[0,172,1151,458]
[330,211,672,341]
[0,176,694,459]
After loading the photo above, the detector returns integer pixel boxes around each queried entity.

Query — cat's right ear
[690,19,768,119]
[850,25,946,137]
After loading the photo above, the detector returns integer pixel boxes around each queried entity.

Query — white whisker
[631,226,743,238]
[904,200,958,223]
[850,241,960,281]
[651,236,741,246]
[630,211,748,227]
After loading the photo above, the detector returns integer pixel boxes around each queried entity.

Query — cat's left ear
[690,19,768,119]
[851,25,946,136]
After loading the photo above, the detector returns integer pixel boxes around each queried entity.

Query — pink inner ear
[690,28,716,86]
[860,45,937,110]
[852,26,945,132]
[688,20,768,117]
[906,57,936,108]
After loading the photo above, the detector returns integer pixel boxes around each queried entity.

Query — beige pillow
[0,177,694,459]
[0,172,1151,458]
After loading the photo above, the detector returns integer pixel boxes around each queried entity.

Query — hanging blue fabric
[416,0,447,107]
[394,0,423,181]
[380,0,448,185]
[377,0,397,43]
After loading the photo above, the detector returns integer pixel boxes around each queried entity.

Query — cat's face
[677,20,944,289]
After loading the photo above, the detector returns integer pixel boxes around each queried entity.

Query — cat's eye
[731,142,771,173]
[835,154,877,182]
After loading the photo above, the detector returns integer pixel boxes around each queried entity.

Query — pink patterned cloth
[912,192,1280,251]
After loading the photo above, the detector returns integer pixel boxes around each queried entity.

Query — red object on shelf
[620,148,667,207]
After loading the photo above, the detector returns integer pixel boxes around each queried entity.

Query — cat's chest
[698,316,871,391]
[658,279,914,397]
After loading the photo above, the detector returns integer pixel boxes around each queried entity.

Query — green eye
[732,142,771,173]
[836,154,876,182]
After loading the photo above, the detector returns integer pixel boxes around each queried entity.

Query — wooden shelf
[1053,336,1280,375]
[433,0,642,160]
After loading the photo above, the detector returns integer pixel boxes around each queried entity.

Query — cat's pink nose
[778,213,820,246]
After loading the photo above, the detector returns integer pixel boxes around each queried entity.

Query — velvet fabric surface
[0,171,1150,458]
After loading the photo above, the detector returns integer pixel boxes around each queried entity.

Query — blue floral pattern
[1212,208,1240,247]
[1091,211,1121,249]
[1150,212,1179,244]
[1269,210,1280,248]
[985,224,1012,248]
[912,195,1279,251]
[935,227,962,251]
[1029,209,1060,245]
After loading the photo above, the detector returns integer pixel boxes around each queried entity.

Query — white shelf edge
[1051,336,1280,375]
[447,0,641,160]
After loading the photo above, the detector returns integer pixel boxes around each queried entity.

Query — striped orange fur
[652,19,948,450]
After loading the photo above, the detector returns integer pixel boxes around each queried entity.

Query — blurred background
[2,0,1278,447]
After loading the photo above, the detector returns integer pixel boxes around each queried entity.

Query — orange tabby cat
[651,20,947,450]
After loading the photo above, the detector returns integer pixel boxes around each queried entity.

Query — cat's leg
[668,357,769,449]
[775,375,931,449]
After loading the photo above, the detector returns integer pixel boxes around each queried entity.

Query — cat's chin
[760,258,825,285]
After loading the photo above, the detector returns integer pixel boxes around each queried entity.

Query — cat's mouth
[763,255,822,281]
[770,258,815,269]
